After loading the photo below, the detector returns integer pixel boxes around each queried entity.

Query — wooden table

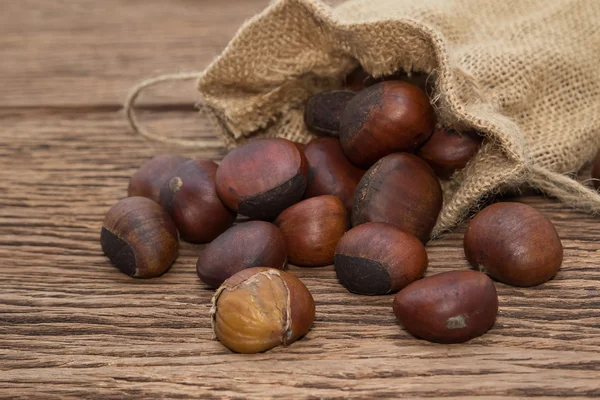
[1,1,599,398]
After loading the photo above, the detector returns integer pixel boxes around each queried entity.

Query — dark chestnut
[304,137,365,210]
[196,221,287,288]
[159,159,235,243]
[101,196,179,278]
[304,91,356,137]
[334,223,427,295]
[352,153,443,243]
[393,270,498,344]
[128,155,189,203]
[275,195,347,267]
[418,126,482,179]
[591,150,600,190]
[216,138,309,220]
[339,81,435,167]
[464,202,563,287]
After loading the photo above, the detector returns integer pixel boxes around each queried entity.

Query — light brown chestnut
[127,155,189,203]
[591,150,600,190]
[275,195,348,267]
[352,153,443,243]
[304,137,366,210]
[334,223,428,295]
[100,196,179,278]
[393,270,498,344]
[304,91,356,137]
[464,202,563,287]
[340,81,435,167]
[216,138,309,220]
[196,221,287,288]
[211,267,315,353]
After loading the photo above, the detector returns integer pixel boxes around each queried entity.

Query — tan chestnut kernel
[127,155,189,203]
[591,150,600,190]
[100,197,179,279]
[335,223,427,295]
[216,138,309,220]
[211,267,315,354]
[304,137,366,210]
[275,196,347,267]
[159,159,235,243]
[393,270,498,344]
[304,91,356,137]
[418,126,482,179]
[340,81,435,167]
[352,153,442,243]
[196,221,287,288]
[464,202,563,287]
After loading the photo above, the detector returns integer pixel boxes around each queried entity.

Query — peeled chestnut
[304,91,356,136]
[216,138,309,220]
[417,126,482,179]
[304,137,365,210]
[352,153,442,243]
[393,270,498,344]
[100,196,179,278]
[196,221,287,288]
[211,267,315,353]
[128,155,189,203]
[275,195,347,267]
[159,159,235,243]
[591,150,600,190]
[335,223,427,295]
[464,202,563,287]
[339,81,435,167]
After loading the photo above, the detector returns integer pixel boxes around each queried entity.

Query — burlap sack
[186,0,600,235]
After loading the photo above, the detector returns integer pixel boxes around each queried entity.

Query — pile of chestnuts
[101,66,567,353]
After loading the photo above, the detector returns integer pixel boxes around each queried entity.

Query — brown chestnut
[393,270,498,344]
[159,159,235,243]
[334,222,427,295]
[211,267,315,353]
[128,155,189,203]
[196,221,287,288]
[304,91,356,137]
[216,138,309,220]
[275,195,347,267]
[591,150,600,190]
[464,202,563,287]
[304,137,366,210]
[352,153,443,243]
[418,126,482,179]
[100,196,179,278]
[340,81,435,167]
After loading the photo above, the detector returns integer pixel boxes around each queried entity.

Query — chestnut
[100,196,179,278]
[352,153,443,243]
[591,150,600,190]
[464,202,563,287]
[211,267,315,353]
[159,159,235,243]
[304,137,365,210]
[275,195,347,267]
[393,270,498,344]
[417,126,482,179]
[216,138,309,220]
[196,221,287,288]
[339,81,435,167]
[304,91,356,136]
[334,222,427,295]
[128,155,189,203]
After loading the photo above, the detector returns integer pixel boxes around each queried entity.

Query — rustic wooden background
[1,1,599,398]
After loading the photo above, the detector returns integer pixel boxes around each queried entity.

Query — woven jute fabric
[196,0,600,236]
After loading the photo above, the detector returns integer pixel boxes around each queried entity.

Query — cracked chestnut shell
[100,196,179,278]
[304,90,356,137]
[216,138,309,220]
[196,221,287,288]
[159,159,235,243]
[339,81,435,167]
[335,223,427,295]
[352,153,442,243]
[464,202,563,287]
[211,267,315,354]
[127,155,189,203]
[393,270,498,344]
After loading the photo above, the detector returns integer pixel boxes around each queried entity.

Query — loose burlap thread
[127,0,600,236]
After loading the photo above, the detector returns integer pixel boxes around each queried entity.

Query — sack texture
[197,0,600,236]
